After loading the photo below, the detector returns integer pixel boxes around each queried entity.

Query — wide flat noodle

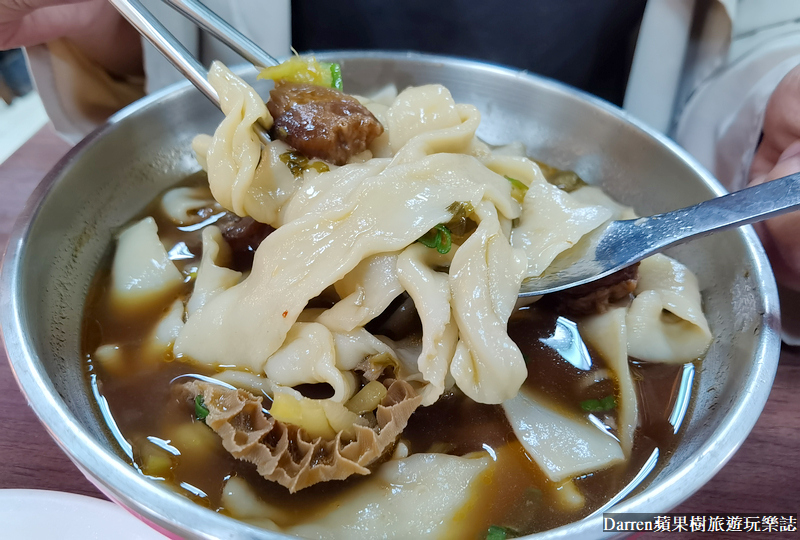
[175,153,502,372]
[503,387,624,483]
[317,253,404,333]
[386,84,464,154]
[181,379,422,493]
[111,217,182,309]
[627,254,712,363]
[579,307,638,456]
[160,186,221,226]
[396,243,458,406]
[511,176,612,278]
[569,185,637,221]
[202,62,271,217]
[264,322,357,402]
[198,63,308,228]
[289,453,492,540]
[449,203,528,404]
[186,226,242,316]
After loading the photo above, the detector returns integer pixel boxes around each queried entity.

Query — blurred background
[0,49,48,165]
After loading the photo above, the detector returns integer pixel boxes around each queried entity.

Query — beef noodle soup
[82,58,710,539]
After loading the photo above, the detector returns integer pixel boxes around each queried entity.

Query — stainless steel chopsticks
[108,0,278,143]
[161,0,278,69]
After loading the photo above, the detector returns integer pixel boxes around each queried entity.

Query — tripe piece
[180,378,421,492]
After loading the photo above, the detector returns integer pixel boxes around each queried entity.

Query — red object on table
[0,126,798,536]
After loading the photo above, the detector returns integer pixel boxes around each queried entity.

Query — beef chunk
[267,81,384,165]
[216,212,275,271]
[546,264,639,317]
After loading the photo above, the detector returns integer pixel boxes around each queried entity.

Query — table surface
[0,127,797,538]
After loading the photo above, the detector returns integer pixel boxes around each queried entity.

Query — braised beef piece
[267,81,384,165]
[215,212,275,271]
[545,264,639,317]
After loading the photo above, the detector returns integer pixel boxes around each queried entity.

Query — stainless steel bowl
[0,51,781,539]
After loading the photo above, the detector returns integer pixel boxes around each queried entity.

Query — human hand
[0,0,142,77]
[749,64,800,290]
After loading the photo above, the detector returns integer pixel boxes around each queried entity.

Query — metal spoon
[519,171,800,297]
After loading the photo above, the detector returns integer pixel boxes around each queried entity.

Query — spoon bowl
[521,170,800,296]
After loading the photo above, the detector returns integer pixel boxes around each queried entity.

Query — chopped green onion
[195,395,209,421]
[280,151,308,177]
[446,201,474,220]
[525,487,543,503]
[417,229,438,249]
[443,202,477,244]
[486,525,520,540]
[504,175,528,192]
[522,353,531,365]
[486,526,507,540]
[280,151,329,177]
[533,160,588,192]
[308,161,330,174]
[435,224,452,254]
[417,224,452,254]
[504,175,529,203]
[580,395,616,412]
[329,63,343,90]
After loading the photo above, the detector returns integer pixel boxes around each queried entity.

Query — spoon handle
[520,172,800,297]
[613,171,800,258]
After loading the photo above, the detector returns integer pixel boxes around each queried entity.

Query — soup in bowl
[0,52,780,539]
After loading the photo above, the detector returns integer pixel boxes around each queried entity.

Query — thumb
[0,0,100,50]
[755,140,800,184]
[749,139,800,290]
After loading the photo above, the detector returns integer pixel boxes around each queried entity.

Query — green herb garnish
[279,151,330,177]
[195,395,209,421]
[328,62,343,90]
[417,224,452,254]
[533,160,587,192]
[485,525,520,540]
[580,395,616,412]
[505,175,528,192]
[504,175,529,203]
[442,202,477,244]
[446,201,475,221]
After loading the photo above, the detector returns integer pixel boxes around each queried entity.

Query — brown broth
[81,173,693,538]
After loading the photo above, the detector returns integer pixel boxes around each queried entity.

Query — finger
[750,141,782,182]
[0,1,97,49]
[748,65,800,181]
[0,0,93,22]
[749,123,800,181]
[749,140,800,290]
[754,140,800,184]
